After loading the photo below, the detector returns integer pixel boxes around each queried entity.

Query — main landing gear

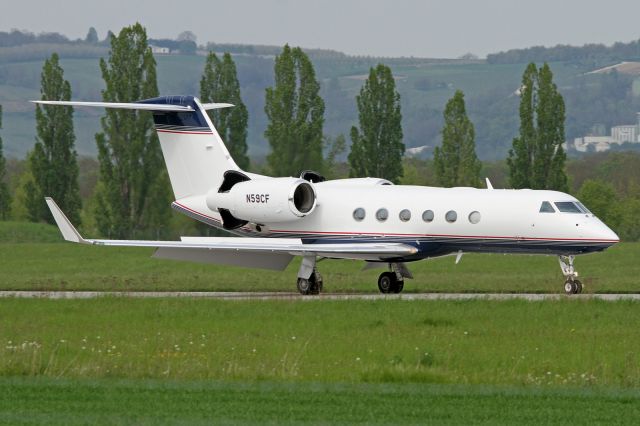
[377,263,413,294]
[296,270,323,295]
[559,255,583,295]
[295,257,413,296]
[296,256,323,295]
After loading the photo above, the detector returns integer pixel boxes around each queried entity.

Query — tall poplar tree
[95,23,171,238]
[348,64,404,183]
[433,90,481,187]
[200,52,249,169]
[264,45,324,176]
[0,106,10,220]
[25,53,81,224]
[507,62,568,191]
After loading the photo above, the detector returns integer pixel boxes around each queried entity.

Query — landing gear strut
[296,256,323,295]
[377,263,412,294]
[559,255,583,295]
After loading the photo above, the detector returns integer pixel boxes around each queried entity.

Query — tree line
[487,39,640,66]
[0,22,614,240]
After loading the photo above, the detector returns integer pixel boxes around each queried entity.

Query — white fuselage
[173,179,619,261]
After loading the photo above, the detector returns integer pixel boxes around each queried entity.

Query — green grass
[2,298,639,387]
[0,236,638,293]
[0,221,63,243]
[2,378,639,425]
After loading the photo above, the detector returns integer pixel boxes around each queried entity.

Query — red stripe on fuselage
[172,202,618,244]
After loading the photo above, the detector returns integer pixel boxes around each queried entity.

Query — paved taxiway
[1,291,639,301]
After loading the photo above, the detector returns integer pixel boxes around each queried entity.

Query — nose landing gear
[559,255,583,295]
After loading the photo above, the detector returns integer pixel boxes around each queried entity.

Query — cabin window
[554,202,582,213]
[539,201,555,213]
[399,209,411,222]
[422,210,434,222]
[376,208,389,222]
[445,210,457,223]
[468,211,481,224]
[353,208,366,221]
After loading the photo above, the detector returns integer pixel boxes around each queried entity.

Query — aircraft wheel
[564,279,583,295]
[298,273,322,295]
[573,279,583,294]
[312,271,323,295]
[297,277,312,295]
[392,280,404,294]
[564,280,574,295]
[378,272,396,294]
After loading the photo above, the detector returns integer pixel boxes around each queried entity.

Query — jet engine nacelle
[206,177,317,224]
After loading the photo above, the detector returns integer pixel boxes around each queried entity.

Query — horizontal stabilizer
[201,103,234,110]
[31,100,194,112]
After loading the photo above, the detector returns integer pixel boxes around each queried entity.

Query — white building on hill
[573,113,640,152]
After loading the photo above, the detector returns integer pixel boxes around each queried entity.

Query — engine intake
[206,177,317,226]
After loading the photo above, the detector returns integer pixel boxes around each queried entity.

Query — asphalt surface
[1,291,639,301]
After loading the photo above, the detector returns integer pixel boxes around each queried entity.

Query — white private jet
[36,95,619,295]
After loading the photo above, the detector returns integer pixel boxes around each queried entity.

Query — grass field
[1,297,640,423]
[2,222,639,423]
[0,238,637,293]
[2,378,639,424]
[2,298,639,386]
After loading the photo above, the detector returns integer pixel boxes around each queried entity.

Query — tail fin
[144,95,239,200]
[32,96,240,200]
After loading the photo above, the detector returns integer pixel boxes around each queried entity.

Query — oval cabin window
[376,208,389,222]
[445,210,457,223]
[422,210,434,222]
[353,208,366,221]
[468,211,481,224]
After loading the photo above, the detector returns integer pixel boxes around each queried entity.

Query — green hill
[1,43,639,160]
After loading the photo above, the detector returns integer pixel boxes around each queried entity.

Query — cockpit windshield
[554,201,585,213]
[539,201,555,213]
[575,202,591,214]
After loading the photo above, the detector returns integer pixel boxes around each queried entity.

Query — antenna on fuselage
[485,177,494,190]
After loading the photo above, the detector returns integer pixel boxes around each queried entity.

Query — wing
[46,198,417,270]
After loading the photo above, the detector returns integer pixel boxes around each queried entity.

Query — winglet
[485,177,494,190]
[44,197,88,244]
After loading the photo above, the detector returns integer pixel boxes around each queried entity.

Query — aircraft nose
[597,222,620,243]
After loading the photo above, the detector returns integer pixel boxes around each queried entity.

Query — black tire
[312,271,323,295]
[564,279,577,295]
[309,273,320,295]
[378,272,396,294]
[392,280,404,294]
[297,277,312,295]
[573,280,583,294]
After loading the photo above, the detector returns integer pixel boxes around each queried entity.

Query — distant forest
[488,39,640,66]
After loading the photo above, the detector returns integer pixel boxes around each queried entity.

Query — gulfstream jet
[36,96,619,295]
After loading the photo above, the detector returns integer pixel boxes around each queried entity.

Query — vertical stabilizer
[144,95,239,200]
